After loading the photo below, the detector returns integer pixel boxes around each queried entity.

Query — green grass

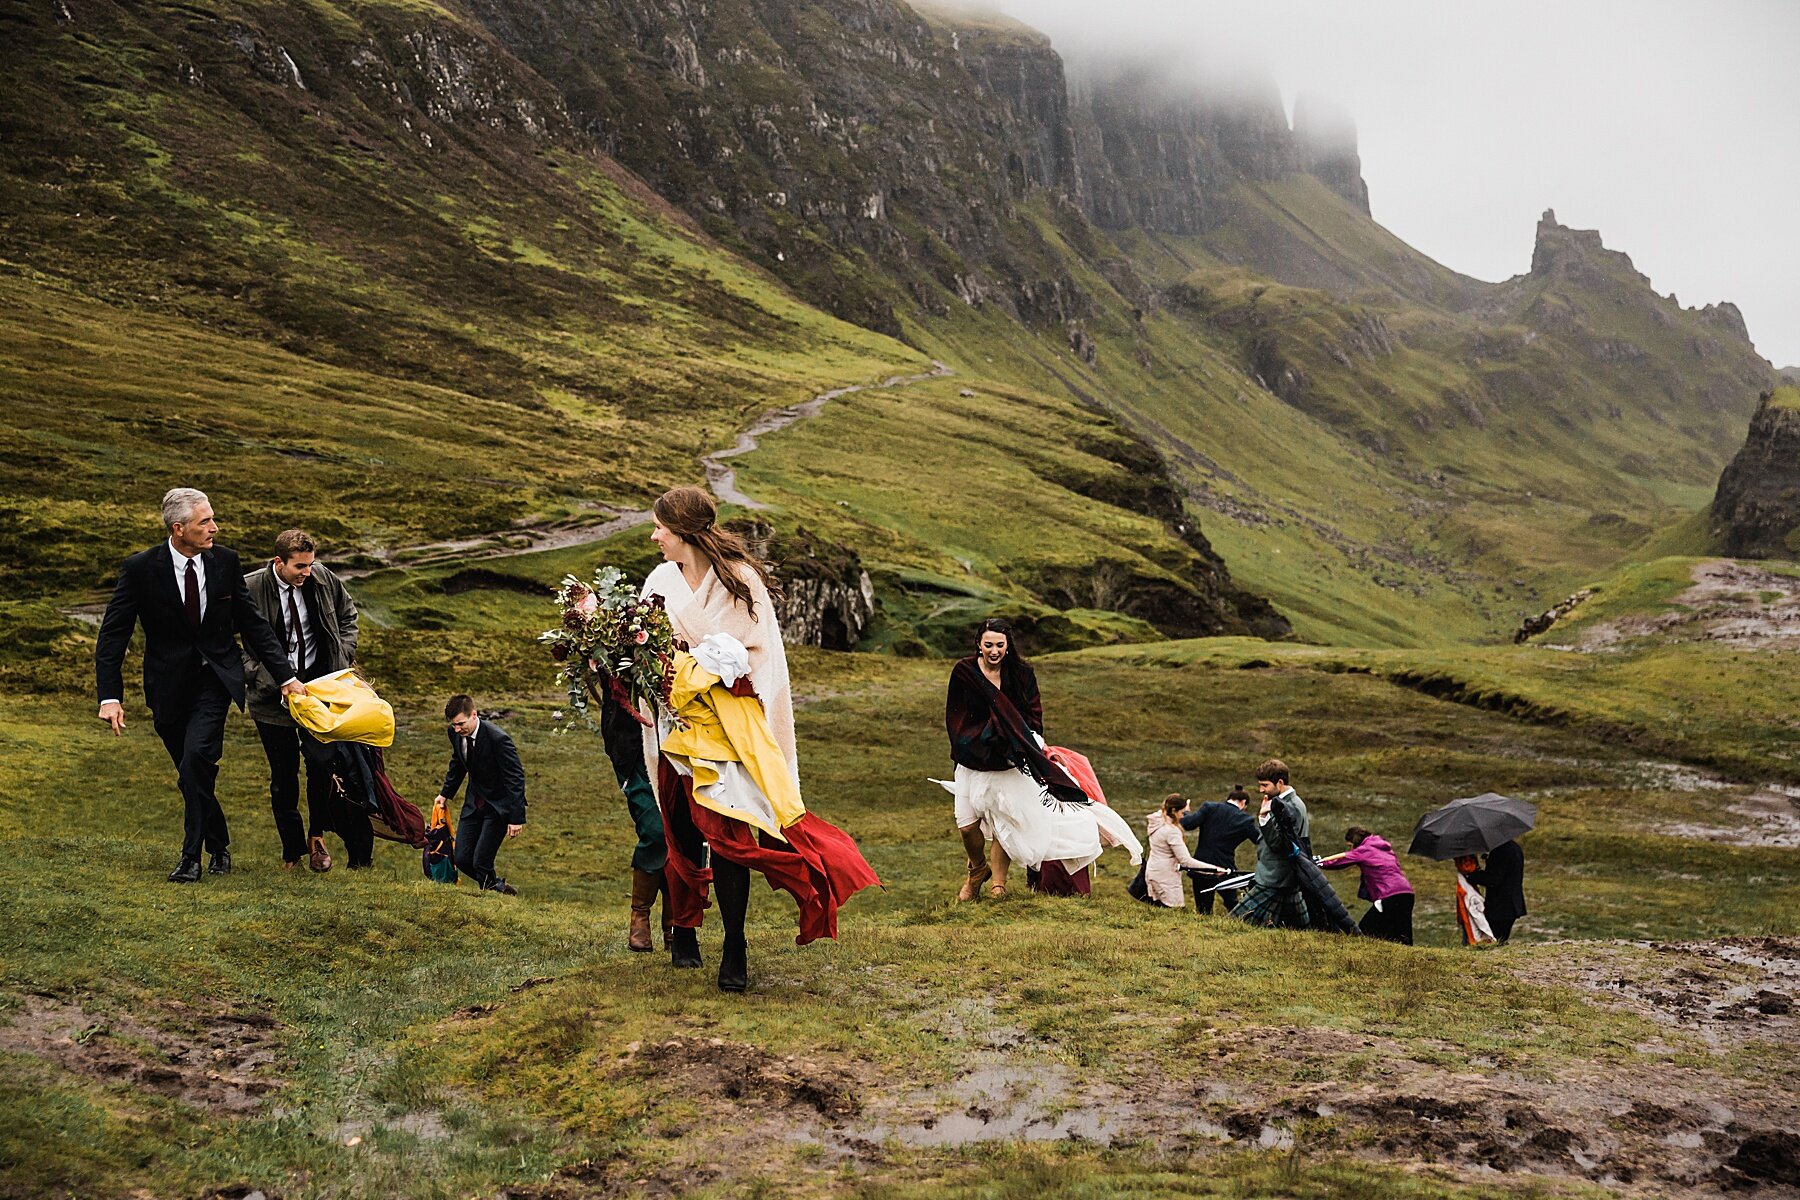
[4,626,1795,1195]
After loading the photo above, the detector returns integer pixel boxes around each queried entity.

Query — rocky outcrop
[1292,93,1369,215]
[1029,425,1293,640]
[1514,588,1596,643]
[725,521,877,649]
[1711,387,1800,560]
[1529,209,1652,288]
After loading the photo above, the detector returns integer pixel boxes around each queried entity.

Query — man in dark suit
[1467,839,1527,943]
[96,488,303,882]
[433,694,527,894]
[241,528,362,871]
[1181,785,1258,913]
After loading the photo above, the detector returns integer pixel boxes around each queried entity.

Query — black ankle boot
[717,935,747,993]
[670,925,702,968]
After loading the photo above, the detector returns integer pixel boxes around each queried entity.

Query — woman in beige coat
[1145,794,1212,908]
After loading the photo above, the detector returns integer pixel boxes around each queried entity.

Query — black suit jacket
[1181,801,1257,869]
[95,542,294,717]
[441,721,528,824]
[1468,840,1527,922]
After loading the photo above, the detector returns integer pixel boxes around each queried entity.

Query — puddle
[849,1061,1124,1147]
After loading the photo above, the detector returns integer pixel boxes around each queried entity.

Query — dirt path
[1552,558,1800,651]
[338,360,950,579]
[702,361,951,510]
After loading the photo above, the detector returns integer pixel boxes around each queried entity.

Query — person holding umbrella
[1464,840,1527,944]
[1408,792,1535,946]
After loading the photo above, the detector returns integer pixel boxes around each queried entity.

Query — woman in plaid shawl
[939,619,1139,900]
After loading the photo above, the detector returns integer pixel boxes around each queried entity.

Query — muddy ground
[0,993,285,1116]
[492,939,1800,1199]
[1551,560,1800,652]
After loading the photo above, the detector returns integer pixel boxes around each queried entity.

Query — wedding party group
[93,488,526,892]
[96,484,1526,996]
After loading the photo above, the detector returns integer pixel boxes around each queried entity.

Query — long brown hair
[1161,793,1188,820]
[653,486,780,619]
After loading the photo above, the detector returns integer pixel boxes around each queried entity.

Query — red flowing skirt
[657,756,880,945]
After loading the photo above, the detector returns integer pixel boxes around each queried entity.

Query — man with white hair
[95,488,305,882]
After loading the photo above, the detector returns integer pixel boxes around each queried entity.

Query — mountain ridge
[0,0,1777,651]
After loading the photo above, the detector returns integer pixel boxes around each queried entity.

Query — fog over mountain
[995,0,1800,366]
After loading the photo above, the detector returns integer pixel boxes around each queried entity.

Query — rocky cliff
[726,520,878,649]
[1711,387,1800,559]
[1066,58,1300,235]
[459,0,1101,333]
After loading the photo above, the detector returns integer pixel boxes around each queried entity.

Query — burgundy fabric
[657,755,880,945]
[945,658,1087,806]
[369,747,428,848]
[183,559,201,627]
[1027,861,1091,896]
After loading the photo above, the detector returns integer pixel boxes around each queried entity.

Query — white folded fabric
[692,631,751,687]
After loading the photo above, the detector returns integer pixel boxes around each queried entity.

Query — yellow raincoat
[658,652,803,840]
[286,668,395,747]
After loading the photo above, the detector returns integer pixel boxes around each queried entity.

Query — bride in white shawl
[636,487,878,993]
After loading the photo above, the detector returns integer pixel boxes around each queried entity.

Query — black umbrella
[1408,792,1536,860]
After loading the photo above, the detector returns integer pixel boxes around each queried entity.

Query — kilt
[1232,882,1311,929]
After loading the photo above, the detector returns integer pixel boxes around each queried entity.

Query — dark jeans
[454,802,508,888]
[153,668,232,862]
[1359,892,1415,944]
[254,720,334,863]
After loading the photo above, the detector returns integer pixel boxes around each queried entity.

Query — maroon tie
[287,588,307,673]
[184,559,200,628]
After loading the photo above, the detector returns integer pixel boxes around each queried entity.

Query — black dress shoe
[484,878,517,895]
[207,850,231,875]
[717,935,747,993]
[168,858,202,883]
[670,925,702,969]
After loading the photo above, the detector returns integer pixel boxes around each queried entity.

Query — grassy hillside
[4,631,1796,1197]
[2,0,1285,651]
[6,9,1798,1192]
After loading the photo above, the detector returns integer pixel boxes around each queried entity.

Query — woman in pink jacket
[1144,794,1215,909]
[1320,826,1415,944]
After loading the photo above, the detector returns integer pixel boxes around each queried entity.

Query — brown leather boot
[628,868,657,952]
[955,825,991,902]
[989,840,1010,899]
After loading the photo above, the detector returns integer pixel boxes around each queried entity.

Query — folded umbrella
[1409,792,1536,860]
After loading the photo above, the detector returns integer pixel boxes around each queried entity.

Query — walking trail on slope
[347,361,951,577]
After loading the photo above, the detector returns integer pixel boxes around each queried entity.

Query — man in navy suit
[433,694,527,895]
[95,488,304,882]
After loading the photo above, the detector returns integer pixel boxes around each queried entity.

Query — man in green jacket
[241,529,362,870]
[1232,758,1312,928]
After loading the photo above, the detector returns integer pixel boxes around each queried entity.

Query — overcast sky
[994,0,1799,367]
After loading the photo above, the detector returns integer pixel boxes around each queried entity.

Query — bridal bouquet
[539,566,678,731]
